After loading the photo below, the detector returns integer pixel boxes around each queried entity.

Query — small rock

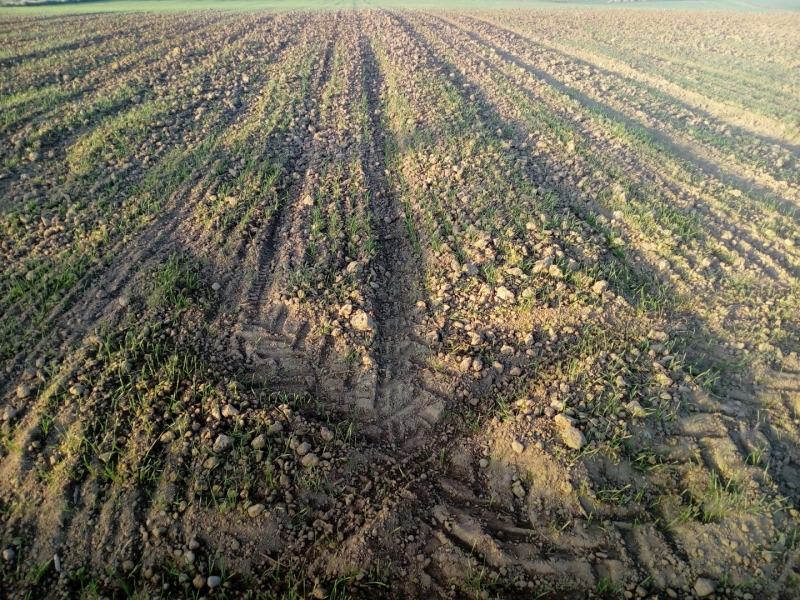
[479,458,489,468]
[221,404,239,418]
[16,384,32,399]
[247,503,265,518]
[296,441,312,456]
[500,344,514,355]
[694,578,715,598]
[554,414,576,429]
[211,282,221,291]
[95,289,108,300]
[193,574,207,589]
[561,426,586,450]
[495,286,515,302]
[251,434,267,450]
[648,329,669,343]
[122,559,134,572]
[351,311,376,334]
[207,575,221,589]
[267,422,283,435]
[320,427,334,442]
[512,483,526,498]
[2,548,15,562]
[118,296,130,307]
[25,270,36,282]
[511,440,524,454]
[625,400,647,418]
[184,551,195,564]
[301,453,320,467]
[69,384,86,396]
[592,280,608,295]
[509,366,522,377]
[459,357,473,372]
[212,434,233,453]
[160,431,175,443]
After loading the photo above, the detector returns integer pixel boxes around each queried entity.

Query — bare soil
[0,8,799,600]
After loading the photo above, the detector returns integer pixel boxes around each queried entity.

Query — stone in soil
[221,404,239,417]
[694,578,716,597]
[301,453,320,467]
[212,434,233,453]
[561,426,587,450]
[351,311,377,333]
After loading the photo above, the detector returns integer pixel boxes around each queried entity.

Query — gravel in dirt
[0,7,799,600]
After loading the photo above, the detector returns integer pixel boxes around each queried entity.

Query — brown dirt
[0,8,799,600]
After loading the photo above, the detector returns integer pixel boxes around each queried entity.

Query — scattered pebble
[301,453,320,467]
[212,434,233,453]
[694,578,716,598]
[561,426,587,450]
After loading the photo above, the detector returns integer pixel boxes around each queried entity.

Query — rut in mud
[0,8,799,600]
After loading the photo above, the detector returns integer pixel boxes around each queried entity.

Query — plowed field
[1,7,799,600]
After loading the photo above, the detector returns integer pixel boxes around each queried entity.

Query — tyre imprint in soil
[1,11,799,600]
[0,14,313,400]
[476,11,800,154]
[435,12,800,220]
[0,14,331,570]
[0,14,245,155]
[376,10,639,587]
[357,26,444,446]
[410,11,798,293]
[232,22,343,396]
